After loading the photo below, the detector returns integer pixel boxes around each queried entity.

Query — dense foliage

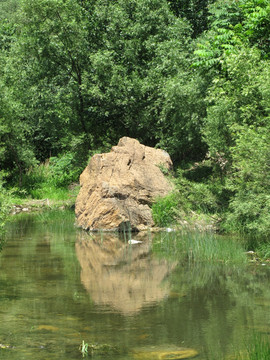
[0,175,11,236]
[0,0,269,241]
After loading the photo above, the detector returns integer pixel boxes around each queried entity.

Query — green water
[0,211,269,359]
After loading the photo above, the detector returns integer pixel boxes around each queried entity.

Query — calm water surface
[0,211,269,359]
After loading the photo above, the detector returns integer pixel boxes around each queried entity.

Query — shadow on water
[0,210,269,359]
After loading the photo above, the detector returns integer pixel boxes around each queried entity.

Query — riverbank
[8,196,218,232]
[4,199,268,265]
[3,185,269,264]
[7,182,80,215]
[10,198,75,215]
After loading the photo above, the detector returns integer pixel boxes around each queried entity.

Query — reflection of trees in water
[75,233,177,315]
[164,261,270,358]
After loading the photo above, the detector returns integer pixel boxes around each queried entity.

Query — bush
[151,169,220,227]
[174,169,220,214]
[152,193,178,227]
[224,125,270,238]
[0,174,11,234]
[256,242,270,260]
[49,152,84,187]
[19,152,87,199]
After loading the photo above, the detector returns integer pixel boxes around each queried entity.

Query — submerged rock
[36,325,59,332]
[132,346,199,360]
[75,137,173,231]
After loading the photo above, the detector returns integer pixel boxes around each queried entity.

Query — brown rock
[75,137,173,231]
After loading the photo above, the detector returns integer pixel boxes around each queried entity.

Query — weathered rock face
[75,137,173,231]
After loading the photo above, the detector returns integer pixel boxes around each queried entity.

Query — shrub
[256,242,270,260]
[49,152,84,187]
[19,151,87,199]
[152,193,178,227]
[152,168,221,227]
[224,125,270,238]
[174,169,220,214]
[0,174,11,234]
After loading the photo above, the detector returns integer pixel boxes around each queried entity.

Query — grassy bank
[152,165,270,261]
[1,157,269,261]
[218,333,270,360]
[153,230,248,265]
[1,157,81,218]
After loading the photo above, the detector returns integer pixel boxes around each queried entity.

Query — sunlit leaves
[204,46,269,163]
[225,125,270,237]
[194,0,270,69]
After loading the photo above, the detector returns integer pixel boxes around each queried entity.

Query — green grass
[152,193,178,227]
[30,184,70,200]
[79,340,120,357]
[226,333,270,360]
[153,231,248,264]
[8,177,80,211]
[245,334,270,360]
[256,242,270,261]
[207,333,270,360]
[151,169,221,229]
[17,157,82,201]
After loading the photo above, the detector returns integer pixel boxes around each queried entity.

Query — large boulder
[75,137,173,231]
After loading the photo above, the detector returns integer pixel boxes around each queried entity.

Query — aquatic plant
[79,340,120,357]
[211,333,270,360]
[35,209,75,225]
[79,340,88,358]
[185,233,247,264]
[153,231,247,265]
[245,333,270,360]
[0,238,5,252]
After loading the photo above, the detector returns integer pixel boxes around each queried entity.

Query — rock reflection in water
[75,233,176,315]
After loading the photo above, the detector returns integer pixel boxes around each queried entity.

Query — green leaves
[167,0,216,37]
[223,121,270,237]
[194,0,270,71]
[152,193,178,227]
[203,46,269,166]
[191,1,270,237]
[82,0,194,151]
[0,175,12,233]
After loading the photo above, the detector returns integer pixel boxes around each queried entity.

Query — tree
[3,0,198,165]
[193,0,270,169]
[0,8,36,185]
[167,0,216,37]
[84,0,203,161]
[225,125,270,237]
[6,0,94,161]
[203,47,268,168]
[0,0,21,21]
[7,0,201,163]
[194,0,270,69]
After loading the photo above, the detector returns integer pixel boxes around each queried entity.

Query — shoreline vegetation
[2,175,269,265]
[0,156,269,264]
